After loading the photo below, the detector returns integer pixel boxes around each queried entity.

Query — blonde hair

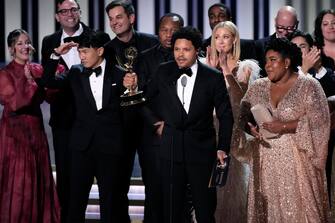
[210,21,240,66]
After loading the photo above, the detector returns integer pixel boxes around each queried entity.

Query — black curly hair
[313,9,335,48]
[288,30,314,48]
[265,38,302,72]
[171,26,202,50]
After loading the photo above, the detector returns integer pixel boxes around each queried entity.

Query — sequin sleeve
[293,78,330,170]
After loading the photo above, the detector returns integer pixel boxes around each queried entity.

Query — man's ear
[98,47,104,57]
[129,14,135,26]
[55,13,60,23]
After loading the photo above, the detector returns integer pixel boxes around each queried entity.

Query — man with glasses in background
[41,1,109,222]
[255,5,299,76]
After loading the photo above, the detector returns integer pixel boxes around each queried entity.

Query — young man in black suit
[144,26,234,223]
[104,0,159,207]
[137,13,184,223]
[40,1,102,221]
[42,31,132,223]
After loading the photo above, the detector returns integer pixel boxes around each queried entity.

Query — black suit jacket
[309,68,335,97]
[41,23,101,129]
[201,36,257,61]
[42,58,127,155]
[104,30,159,73]
[144,61,233,164]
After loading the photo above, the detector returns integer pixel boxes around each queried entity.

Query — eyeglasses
[57,7,80,16]
[275,24,298,32]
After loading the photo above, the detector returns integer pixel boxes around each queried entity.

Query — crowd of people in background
[0,0,335,223]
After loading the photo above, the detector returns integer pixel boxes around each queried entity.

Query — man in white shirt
[143,26,233,223]
[43,31,133,223]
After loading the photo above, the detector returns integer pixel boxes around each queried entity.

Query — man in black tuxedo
[42,31,131,223]
[201,3,257,61]
[40,1,101,222]
[104,0,159,207]
[255,5,299,76]
[137,13,184,223]
[144,26,233,223]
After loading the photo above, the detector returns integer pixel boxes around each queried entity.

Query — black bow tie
[178,67,192,77]
[85,66,102,77]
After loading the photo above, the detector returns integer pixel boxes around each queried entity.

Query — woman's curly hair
[265,38,302,72]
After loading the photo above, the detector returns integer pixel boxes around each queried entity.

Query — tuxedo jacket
[137,44,174,146]
[309,68,335,97]
[144,61,234,164]
[41,23,111,129]
[42,58,127,155]
[104,30,159,73]
[201,36,257,61]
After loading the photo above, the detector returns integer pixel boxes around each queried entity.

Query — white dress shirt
[89,59,106,110]
[297,66,327,79]
[60,23,83,68]
[177,61,198,114]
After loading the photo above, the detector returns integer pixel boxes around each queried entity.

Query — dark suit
[144,61,233,223]
[201,36,258,61]
[137,44,174,223]
[42,59,130,223]
[104,30,159,206]
[40,23,100,222]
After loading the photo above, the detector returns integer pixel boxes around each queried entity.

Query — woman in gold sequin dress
[238,38,330,222]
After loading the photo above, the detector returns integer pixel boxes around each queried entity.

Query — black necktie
[178,67,192,77]
[85,66,102,77]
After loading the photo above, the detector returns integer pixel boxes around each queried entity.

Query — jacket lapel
[186,62,205,121]
[79,66,98,111]
[102,62,113,108]
[165,64,188,117]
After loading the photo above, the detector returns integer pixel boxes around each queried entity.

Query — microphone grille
[181,76,187,87]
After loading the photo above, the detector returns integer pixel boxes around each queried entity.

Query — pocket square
[112,83,117,86]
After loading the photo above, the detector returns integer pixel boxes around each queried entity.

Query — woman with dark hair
[313,9,335,70]
[237,38,330,222]
[0,29,60,223]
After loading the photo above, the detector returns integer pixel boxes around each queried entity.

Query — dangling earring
[285,66,288,69]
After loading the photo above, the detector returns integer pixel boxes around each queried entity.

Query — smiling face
[107,6,134,38]
[265,50,289,83]
[55,0,81,33]
[174,39,198,68]
[214,27,235,54]
[321,13,335,43]
[10,33,33,64]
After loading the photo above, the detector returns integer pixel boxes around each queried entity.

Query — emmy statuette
[118,47,146,106]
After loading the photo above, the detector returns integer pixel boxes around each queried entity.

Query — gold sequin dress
[237,74,330,222]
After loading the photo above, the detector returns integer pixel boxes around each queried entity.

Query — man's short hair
[105,0,135,16]
[171,26,202,50]
[78,31,110,49]
[55,0,80,13]
[159,13,184,28]
[288,30,314,47]
[208,3,231,19]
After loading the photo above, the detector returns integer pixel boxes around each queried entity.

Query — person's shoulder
[198,61,220,75]
[135,31,158,41]
[42,29,62,42]
[140,44,158,56]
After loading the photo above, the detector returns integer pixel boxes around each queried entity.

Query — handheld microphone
[181,76,187,87]
[181,76,187,106]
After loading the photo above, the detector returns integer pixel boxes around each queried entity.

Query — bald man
[255,5,299,76]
